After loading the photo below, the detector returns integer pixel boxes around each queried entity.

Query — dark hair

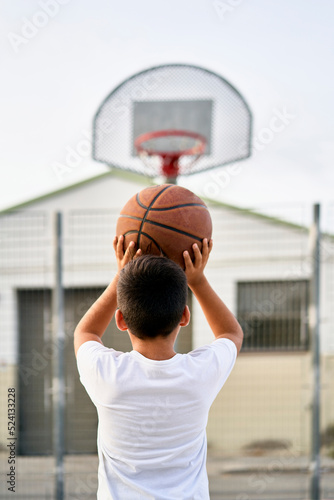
[117,255,188,339]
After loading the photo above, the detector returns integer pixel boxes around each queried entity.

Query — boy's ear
[115,309,128,331]
[180,305,190,327]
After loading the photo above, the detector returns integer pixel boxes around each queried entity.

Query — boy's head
[117,255,188,339]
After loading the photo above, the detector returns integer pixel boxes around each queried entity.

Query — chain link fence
[0,202,333,499]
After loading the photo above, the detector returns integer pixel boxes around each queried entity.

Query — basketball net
[135,130,207,181]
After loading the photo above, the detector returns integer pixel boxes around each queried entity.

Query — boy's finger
[124,240,135,260]
[116,235,125,258]
[113,235,118,252]
[192,243,201,265]
[208,238,213,253]
[134,248,142,259]
[201,238,209,260]
[183,250,193,269]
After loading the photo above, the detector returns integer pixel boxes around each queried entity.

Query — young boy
[74,236,243,500]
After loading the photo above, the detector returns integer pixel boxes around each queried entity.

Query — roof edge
[203,196,334,240]
[0,169,154,215]
[1,170,333,241]
[203,196,308,232]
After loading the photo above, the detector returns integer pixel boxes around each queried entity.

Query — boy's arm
[74,236,140,357]
[73,276,118,356]
[184,239,243,355]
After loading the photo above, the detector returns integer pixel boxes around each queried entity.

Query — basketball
[116,184,212,267]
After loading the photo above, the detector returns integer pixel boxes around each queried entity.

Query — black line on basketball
[123,230,140,236]
[136,195,207,212]
[120,214,203,242]
[136,185,173,210]
[137,185,173,246]
[140,232,165,256]
[136,193,148,210]
[144,219,203,242]
[119,215,143,222]
[147,203,208,212]
[123,230,164,255]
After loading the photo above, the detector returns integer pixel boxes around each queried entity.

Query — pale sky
[1,0,333,225]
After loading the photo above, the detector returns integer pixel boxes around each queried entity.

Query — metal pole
[53,212,65,500]
[309,204,321,500]
[166,176,177,185]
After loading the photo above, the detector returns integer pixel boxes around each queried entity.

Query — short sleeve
[188,338,237,405]
[76,341,112,403]
[210,338,237,378]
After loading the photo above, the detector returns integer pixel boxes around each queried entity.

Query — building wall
[207,353,334,456]
[207,352,312,455]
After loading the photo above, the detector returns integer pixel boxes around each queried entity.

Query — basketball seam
[119,214,203,242]
[137,185,173,246]
[136,196,208,212]
[145,219,203,242]
[122,229,164,255]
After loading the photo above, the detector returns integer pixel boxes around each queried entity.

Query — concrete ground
[0,453,333,499]
[207,454,334,500]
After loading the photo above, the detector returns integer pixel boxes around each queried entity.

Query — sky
[1,0,333,226]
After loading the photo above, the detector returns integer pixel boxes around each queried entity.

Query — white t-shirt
[77,338,237,500]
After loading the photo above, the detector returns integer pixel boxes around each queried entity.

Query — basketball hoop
[93,64,252,179]
[134,130,206,181]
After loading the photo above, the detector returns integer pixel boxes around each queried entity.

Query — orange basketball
[116,184,212,268]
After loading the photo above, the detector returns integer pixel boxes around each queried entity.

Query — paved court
[0,453,333,499]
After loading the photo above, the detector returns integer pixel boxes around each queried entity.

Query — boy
[74,236,243,500]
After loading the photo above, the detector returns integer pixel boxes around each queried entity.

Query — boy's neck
[128,330,178,361]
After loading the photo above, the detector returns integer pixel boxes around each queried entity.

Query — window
[237,280,309,351]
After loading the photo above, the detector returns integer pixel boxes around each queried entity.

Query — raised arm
[74,236,141,357]
[183,239,243,355]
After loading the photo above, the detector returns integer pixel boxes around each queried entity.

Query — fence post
[309,203,321,500]
[52,212,65,500]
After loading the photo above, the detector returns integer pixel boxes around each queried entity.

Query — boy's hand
[113,235,142,273]
[183,238,213,288]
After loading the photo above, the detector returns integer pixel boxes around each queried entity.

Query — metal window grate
[237,280,310,351]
